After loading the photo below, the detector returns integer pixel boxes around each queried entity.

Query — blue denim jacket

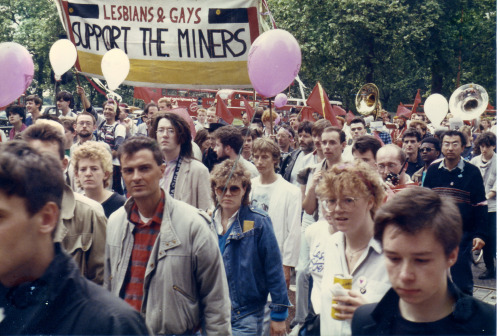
[219,205,290,322]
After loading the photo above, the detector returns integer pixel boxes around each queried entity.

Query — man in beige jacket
[23,122,107,285]
[150,112,213,210]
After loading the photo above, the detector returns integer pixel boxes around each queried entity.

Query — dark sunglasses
[419,147,435,153]
[215,185,242,195]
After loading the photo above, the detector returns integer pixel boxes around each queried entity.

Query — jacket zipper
[173,285,196,303]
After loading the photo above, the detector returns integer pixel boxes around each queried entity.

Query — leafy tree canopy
[269,0,496,112]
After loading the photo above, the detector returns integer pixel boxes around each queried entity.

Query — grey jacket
[104,192,231,335]
[471,153,497,212]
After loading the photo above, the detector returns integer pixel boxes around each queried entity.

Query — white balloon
[101,48,130,91]
[49,39,77,80]
[424,94,448,127]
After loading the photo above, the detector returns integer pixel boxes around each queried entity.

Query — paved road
[471,250,496,305]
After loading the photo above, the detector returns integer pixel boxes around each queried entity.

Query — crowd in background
[0,87,496,336]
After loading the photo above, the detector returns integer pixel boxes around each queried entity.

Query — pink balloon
[248,29,301,98]
[0,42,34,107]
[274,114,281,125]
[274,93,288,108]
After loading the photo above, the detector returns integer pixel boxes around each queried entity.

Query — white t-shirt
[250,175,302,267]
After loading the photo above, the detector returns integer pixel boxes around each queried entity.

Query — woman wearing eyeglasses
[316,161,391,336]
[210,159,290,336]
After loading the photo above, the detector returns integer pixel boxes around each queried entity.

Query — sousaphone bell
[449,83,488,121]
[356,83,380,117]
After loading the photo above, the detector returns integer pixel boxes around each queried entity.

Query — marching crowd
[0,88,496,335]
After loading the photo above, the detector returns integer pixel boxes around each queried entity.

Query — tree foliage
[268,0,496,112]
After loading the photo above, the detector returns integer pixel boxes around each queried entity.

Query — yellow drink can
[331,274,353,320]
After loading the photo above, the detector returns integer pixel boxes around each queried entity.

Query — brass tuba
[356,83,380,117]
[449,83,488,121]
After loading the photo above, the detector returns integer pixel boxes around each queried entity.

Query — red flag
[346,110,355,124]
[396,103,412,119]
[241,96,255,121]
[487,103,495,111]
[216,96,234,124]
[411,89,421,114]
[299,106,316,122]
[332,105,346,116]
[306,82,339,127]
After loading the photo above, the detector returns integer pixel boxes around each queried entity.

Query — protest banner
[54,0,263,88]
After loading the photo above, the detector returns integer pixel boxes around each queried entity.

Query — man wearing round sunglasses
[412,137,441,186]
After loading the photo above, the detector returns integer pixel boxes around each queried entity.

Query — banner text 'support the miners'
[55,0,262,88]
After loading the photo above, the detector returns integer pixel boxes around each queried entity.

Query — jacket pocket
[173,285,197,303]
[63,233,92,254]
[172,284,200,332]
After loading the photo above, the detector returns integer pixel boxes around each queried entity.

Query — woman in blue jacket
[210,159,290,336]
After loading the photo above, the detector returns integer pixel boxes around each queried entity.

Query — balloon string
[261,0,277,29]
[53,80,59,115]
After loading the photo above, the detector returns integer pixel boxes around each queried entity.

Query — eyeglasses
[321,197,359,212]
[419,147,435,153]
[77,121,93,126]
[156,128,175,135]
[377,163,400,172]
[215,185,242,196]
[442,141,461,148]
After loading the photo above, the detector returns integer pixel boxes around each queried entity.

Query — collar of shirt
[214,208,239,235]
[438,157,465,172]
[129,189,166,228]
[161,156,180,189]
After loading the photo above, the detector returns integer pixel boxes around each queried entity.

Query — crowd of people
[0,87,496,336]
